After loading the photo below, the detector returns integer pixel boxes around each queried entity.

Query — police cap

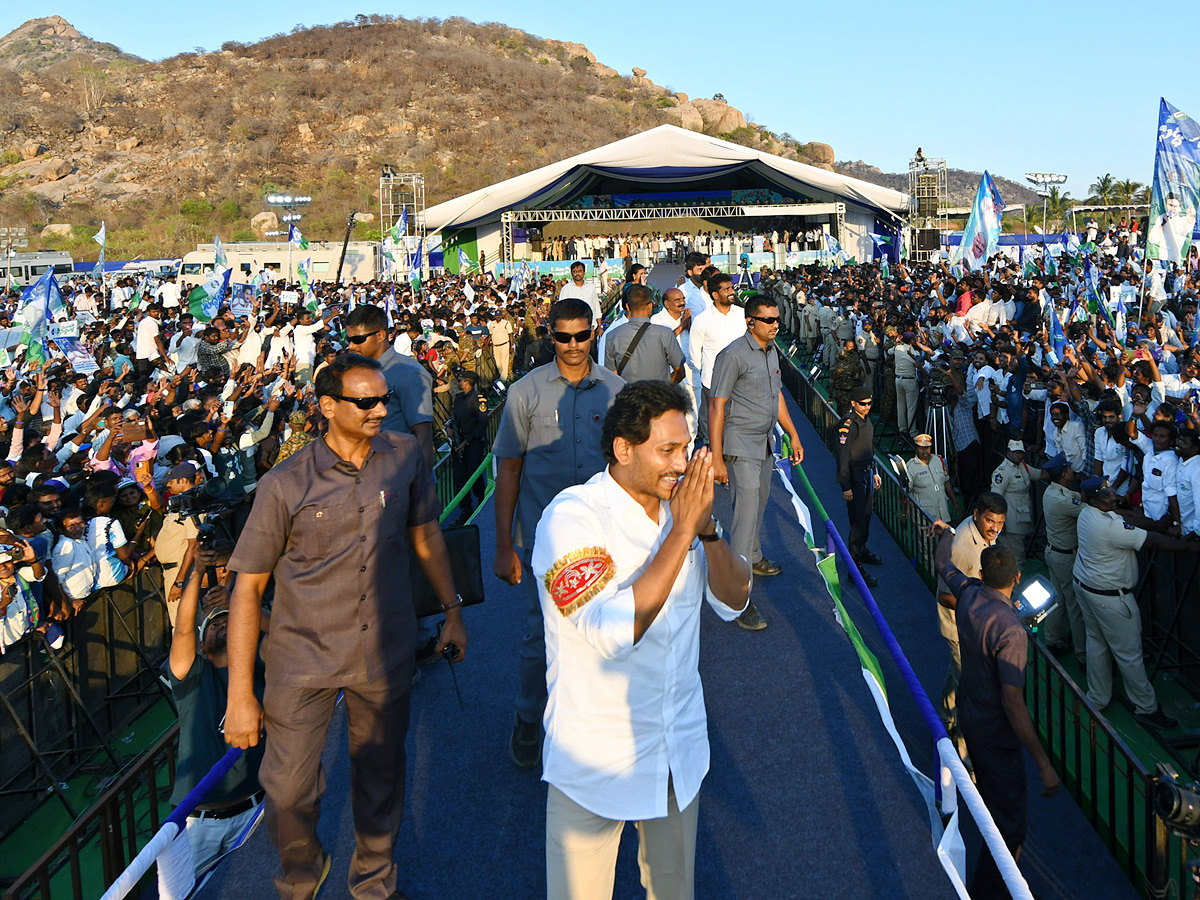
[850,385,873,402]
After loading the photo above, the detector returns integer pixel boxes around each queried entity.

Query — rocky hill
[0,15,142,73]
[0,14,1029,260]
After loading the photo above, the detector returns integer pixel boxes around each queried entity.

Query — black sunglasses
[552,328,592,344]
[330,391,393,410]
[346,330,381,345]
[749,316,780,325]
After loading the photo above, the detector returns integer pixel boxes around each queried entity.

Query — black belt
[190,791,263,820]
[1047,544,1077,555]
[1074,578,1124,597]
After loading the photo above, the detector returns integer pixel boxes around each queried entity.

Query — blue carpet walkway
[197,391,1136,900]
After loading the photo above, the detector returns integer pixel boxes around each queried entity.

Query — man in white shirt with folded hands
[532,380,750,900]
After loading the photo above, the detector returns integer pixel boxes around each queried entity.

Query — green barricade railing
[775,338,1175,900]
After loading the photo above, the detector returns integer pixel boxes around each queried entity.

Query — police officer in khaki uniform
[1073,477,1199,730]
[892,331,926,439]
[907,433,954,523]
[1038,453,1085,663]
[991,439,1046,568]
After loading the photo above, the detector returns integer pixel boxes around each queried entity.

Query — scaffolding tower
[378,169,427,281]
[906,154,948,262]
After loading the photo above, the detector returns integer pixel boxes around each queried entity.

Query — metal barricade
[0,569,173,843]
[2,724,179,900]
[776,340,1178,899]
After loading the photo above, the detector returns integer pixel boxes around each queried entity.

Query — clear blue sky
[7,1,1195,203]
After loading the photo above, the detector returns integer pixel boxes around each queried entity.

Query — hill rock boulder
[692,99,746,134]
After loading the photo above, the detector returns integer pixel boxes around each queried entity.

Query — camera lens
[1156,779,1200,827]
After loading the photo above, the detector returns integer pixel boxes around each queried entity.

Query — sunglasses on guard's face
[552,328,592,344]
[346,330,381,345]
[749,316,780,325]
[330,391,393,410]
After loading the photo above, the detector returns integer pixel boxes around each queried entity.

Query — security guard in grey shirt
[492,297,625,767]
[602,284,685,384]
[710,296,805,631]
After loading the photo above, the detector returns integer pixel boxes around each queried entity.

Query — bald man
[652,287,697,435]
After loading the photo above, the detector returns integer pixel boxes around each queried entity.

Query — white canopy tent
[424,125,908,266]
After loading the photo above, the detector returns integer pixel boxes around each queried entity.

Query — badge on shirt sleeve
[545,547,615,616]
[994,473,1004,484]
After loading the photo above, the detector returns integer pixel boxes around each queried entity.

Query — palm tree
[1044,186,1073,230]
[1087,173,1117,229]
[1088,173,1117,206]
[1114,179,1144,206]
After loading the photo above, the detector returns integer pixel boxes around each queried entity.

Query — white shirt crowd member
[688,304,746,390]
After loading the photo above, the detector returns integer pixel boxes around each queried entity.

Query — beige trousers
[546,783,697,900]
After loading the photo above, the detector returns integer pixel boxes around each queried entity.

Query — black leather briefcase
[410,523,486,618]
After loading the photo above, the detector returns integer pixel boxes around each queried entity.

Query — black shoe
[1135,706,1179,730]
[735,602,767,631]
[857,567,879,589]
[751,557,782,576]
[509,715,541,768]
[858,551,883,566]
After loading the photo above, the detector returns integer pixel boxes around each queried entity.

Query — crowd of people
[8,219,1200,899]
[535,226,832,266]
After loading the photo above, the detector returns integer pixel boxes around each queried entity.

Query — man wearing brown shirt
[223,353,467,900]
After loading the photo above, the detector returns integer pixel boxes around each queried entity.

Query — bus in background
[179,241,381,290]
[1,251,74,286]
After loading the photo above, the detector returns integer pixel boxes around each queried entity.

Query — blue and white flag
[824,233,842,256]
[1049,301,1067,359]
[1064,231,1082,260]
[409,238,423,285]
[1147,98,1200,264]
[92,221,106,281]
[288,224,309,250]
[18,269,64,361]
[960,171,1004,272]
[214,235,228,270]
[458,247,471,272]
[1115,292,1128,343]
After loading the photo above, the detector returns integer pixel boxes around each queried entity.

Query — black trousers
[956,439,985,506]
[452,440,487,510]
[961,718,1027,900]
[846,470,872,560]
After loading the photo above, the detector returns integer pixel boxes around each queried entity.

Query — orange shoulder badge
[545,547,615,616]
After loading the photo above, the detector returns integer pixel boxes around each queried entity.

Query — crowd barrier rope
[771,425,1033,899]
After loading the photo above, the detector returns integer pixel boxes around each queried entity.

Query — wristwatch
[173,580,185,588]
[697,518,720,542]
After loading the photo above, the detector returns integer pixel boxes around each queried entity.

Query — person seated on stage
[169,540,268,877]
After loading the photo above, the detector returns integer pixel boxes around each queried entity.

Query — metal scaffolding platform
[378,169,427,280]
[906,155,948,262]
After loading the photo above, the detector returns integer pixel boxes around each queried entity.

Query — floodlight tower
[1024,173,1067,234]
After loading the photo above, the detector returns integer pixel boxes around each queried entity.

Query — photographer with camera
[169,539,267,877]
[154,463,203,623]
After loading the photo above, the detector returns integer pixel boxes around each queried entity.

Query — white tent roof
[424,124,908,230]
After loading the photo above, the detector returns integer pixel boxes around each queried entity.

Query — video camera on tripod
[166,482,243,548]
